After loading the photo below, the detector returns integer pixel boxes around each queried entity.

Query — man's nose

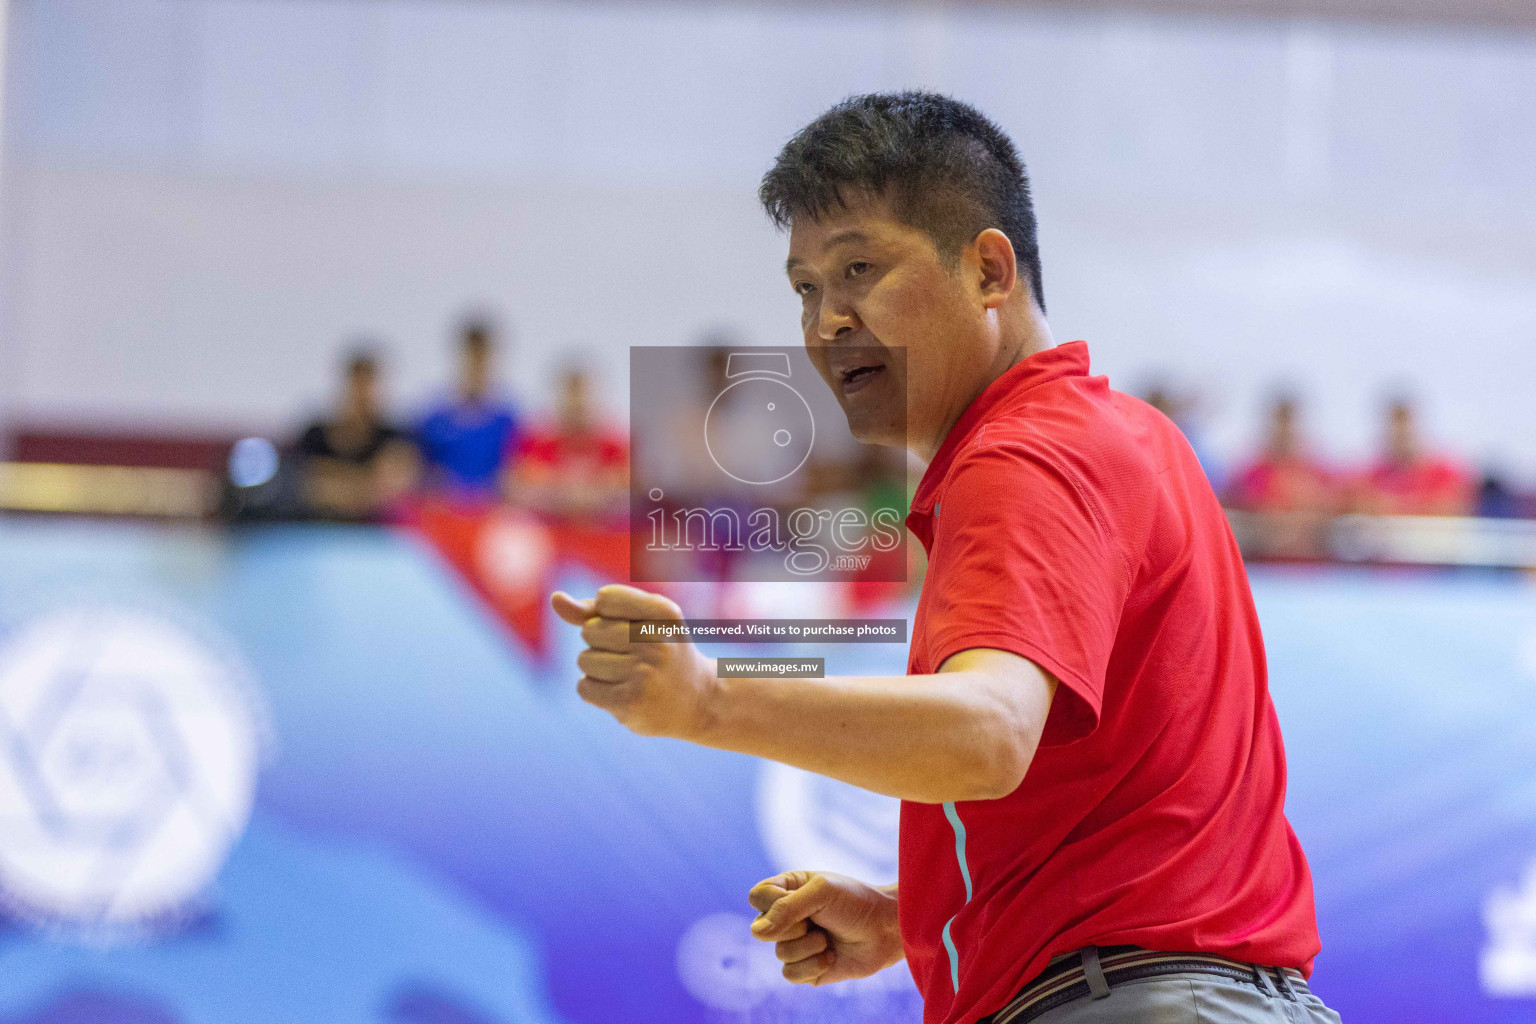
[816,298,860,342]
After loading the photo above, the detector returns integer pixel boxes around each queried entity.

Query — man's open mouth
[839,363,886,396]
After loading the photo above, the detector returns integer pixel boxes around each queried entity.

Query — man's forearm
[695,663,1045,803]
[550,588,1055,803]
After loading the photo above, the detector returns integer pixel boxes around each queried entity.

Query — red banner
[401,498,915,659]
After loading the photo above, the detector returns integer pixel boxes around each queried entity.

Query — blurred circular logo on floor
[1518,628,1536,681]
[756,761,900,885]
[676,912,784,1011]
[0,605,263,939]
[676,907,919,1014]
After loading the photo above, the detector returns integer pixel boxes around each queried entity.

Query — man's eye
[847,261,871,278]
[795,281,816,296]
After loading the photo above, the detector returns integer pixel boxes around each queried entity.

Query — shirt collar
[909,340,1092,516]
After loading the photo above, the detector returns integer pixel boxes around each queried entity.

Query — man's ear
[973,228,1019,310]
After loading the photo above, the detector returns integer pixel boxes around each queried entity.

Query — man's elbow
[956,673,1054,800]
[928,651,1058,802]
[909,730,1035,804]
[960,732,1037,801]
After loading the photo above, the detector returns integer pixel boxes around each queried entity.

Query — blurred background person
[1225,393,1338,559]
[295,347,419,521]
[1354,396,1475,516]
[1142,380,1224,494]
[507,363,628,522]
[1227,393,1338,515]
[416,316,522,501]
[1476,469,1524,520]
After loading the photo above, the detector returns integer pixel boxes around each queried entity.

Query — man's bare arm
[699,647,1054,803]
[552,586,1058,804]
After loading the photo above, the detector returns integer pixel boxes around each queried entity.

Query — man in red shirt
[552,92,1341,1024]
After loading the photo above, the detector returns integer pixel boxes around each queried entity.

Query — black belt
[978,945,1311,1024]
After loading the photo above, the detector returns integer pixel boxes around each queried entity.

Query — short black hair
[460,315,498,353]
[343,343,378,377]
[760,91,1044,311]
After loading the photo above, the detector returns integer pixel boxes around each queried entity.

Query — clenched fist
[551,585,719,740]
[748,871,904,985]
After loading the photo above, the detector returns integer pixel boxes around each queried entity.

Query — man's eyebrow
[823,229,871,249]
[784,231,874,274]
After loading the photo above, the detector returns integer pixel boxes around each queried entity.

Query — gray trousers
[1032,949,1345,1024]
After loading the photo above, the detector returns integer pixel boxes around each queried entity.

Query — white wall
[3,0,1535,476]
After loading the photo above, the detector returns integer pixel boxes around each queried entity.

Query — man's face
[462,345,491,400]
[1388,403,1417,463]
[560,371,591,431]
[1270,401,1298,457]
[785,193,989,454]
[347,364,377,412]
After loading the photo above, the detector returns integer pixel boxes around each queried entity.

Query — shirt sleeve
[296,423,329,459]
[924,441,1133,746]
[414,410,443,465]
[598,432,629,468]
[510,427,544,465]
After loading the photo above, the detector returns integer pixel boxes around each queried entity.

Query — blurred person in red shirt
[1225,394,1337,559]
[1354,396,1474,516]
[507,364,627,521]
[1227,394,1337,515]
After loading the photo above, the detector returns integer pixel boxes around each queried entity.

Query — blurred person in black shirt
[297,347,419,520]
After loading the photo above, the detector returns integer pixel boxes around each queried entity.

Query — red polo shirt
[901,342,1319,1024]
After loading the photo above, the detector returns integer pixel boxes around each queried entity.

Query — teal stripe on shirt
[939,800,974,991]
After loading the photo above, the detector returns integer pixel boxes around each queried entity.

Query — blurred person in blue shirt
[1142,380,1225,495]
[417,317,522,497]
